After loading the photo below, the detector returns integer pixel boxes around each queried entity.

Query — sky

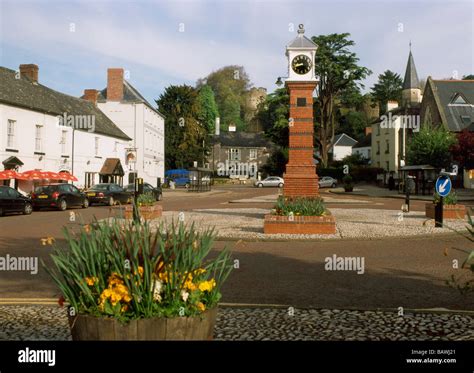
[0,0,472,105]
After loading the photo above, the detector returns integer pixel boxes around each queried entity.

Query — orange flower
[196,302,206,312]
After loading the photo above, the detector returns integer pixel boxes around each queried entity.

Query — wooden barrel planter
[425,203,466,220]
[68,308,217,340]
[124,204,162,220]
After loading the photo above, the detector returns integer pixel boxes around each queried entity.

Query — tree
[338,111,368,142]
[197,65,252,131]
[462,74,474,80]
[407,125,456,169]
[451,130,474,169]
[370,70,403,113]
[196,85,219,134]
[312,33,371,167]
[156,85,207,169]
[256,88,289,147]
[260,147,288,177]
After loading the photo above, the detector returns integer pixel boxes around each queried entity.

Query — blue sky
[0,0,472,105]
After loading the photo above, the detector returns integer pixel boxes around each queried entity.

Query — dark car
[125,182,162,201]
[31,183,89,211]
[0,186,33,216]
[86,183,132,206]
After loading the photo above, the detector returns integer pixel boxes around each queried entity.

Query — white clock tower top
[286,24,318,82]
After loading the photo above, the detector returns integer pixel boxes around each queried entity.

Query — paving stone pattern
[1,305,472,341]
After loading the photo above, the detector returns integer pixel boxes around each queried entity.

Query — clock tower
[283,24,319,197]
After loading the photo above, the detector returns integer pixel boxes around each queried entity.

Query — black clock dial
[291,54,312,75]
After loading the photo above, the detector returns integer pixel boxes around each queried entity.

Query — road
[0,185,472,310]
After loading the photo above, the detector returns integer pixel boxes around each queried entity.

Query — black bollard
[405,185,410,213]
[435,196,443,228]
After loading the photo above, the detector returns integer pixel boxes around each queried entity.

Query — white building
[329,133,358,161]
[85,68,165,186]
[0,64,131,193]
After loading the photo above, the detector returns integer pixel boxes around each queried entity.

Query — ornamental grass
[273,196,326,217]
[45,218,232,322]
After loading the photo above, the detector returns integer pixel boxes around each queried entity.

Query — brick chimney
[365,127,372,136]
[107,68,124,101]
[19,64,39,83]
[83,89,98,106]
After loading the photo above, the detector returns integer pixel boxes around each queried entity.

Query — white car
[318,176,337,188]
[254,176,284,188]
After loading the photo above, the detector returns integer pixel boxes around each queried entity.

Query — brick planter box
[264,213,336,234]
[425,203,466,220]
[124,204,163,220]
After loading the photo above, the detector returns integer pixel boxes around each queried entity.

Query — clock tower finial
[298,24,305,35]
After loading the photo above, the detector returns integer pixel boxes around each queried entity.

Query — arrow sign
[435,176,452,197]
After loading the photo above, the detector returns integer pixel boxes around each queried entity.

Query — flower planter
[124,204,162,220]
[344,186,353,192]
[264,213,336,234]
[425,203,466,220]
[68,307,217,341]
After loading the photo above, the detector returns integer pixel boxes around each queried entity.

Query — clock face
[291,54,312,75]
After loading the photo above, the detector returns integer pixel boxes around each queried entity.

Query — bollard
[434,196,443,228]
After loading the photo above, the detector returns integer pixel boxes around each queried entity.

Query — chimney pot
[19,64,39,83]
[107,68,124,101]
[83,89,98,106]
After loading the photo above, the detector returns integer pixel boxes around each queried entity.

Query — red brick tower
[283,25,319,197]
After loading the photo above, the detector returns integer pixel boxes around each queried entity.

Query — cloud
[0,0,472,102]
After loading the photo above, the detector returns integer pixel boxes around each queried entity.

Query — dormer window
[450,93,469,105]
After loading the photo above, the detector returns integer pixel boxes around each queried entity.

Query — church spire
[403,49,420,90]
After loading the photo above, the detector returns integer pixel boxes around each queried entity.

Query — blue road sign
[435,176,452,197]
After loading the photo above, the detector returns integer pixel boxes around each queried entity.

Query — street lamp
[275,77,284,87]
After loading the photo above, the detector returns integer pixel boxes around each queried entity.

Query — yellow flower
[196,302,205,312]
[85,276,98,286]
[198,279,216,292]
[193,268,206,275]
[40,236,55,246]
[121,304,128,312]
[137,266,144,277]
[108,273,124,286]
[185,280,197,291]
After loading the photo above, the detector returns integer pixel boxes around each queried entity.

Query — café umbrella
[58,172,78,182]
[0,170,18,180]
[20,170,44,181]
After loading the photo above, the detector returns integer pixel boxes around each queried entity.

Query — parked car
[318,176,338,188]
[86,183,132,206]
[31,183,89,211]
[0,186,33,216]
[125,182,162,201]
[254,176,284,188]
